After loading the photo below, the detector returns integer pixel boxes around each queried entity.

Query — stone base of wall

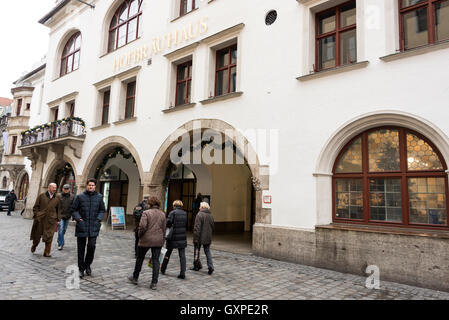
[253,223,449,292]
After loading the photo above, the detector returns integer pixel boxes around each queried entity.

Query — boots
[160,256,169,275]
[43,241,52,257]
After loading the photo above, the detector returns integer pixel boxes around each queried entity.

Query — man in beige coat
[30,183,61,257]
[128,196,166,290]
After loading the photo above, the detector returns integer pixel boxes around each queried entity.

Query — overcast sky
[0,0,56,99]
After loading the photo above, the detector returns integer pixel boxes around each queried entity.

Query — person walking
[132,198,147,258]
[72,178,105,278]
[20,197,27,216]
[128,196,166,290]
[191,193,202,231]
[30,183,61,257]
[160,200,187,279]
[6,189,17,216]
[57,184,74,250]
[191,202,215,275]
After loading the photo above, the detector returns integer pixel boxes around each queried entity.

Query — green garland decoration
[94,147,137,179]
[21,117,86,136]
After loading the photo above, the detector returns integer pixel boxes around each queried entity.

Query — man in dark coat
[57,184,74,250]
[132,198,147,258]
[30,183,61,257]
[6,189,17,216]
[192,202,215,275]
[72,178,105,278]
[160,200,188,279]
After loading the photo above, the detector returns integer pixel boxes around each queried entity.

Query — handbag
[165,212,176,240]
[148,248,167,269]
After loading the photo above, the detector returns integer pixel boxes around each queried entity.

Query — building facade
[19,0,449,291]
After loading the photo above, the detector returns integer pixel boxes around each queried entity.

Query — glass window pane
[176,82,186,106]
[61,58,67,76]
[231,47,237,64]
[216,70,229,96]
[180,0,188,15]
[336,138,362,173]
[401,0,427,8]
[177,64,188,80]
[69,39,75,53]
[341,2,356,27]
[137,16,142,38]
[74,34,81,49]
[335,179,364,219]
[368,129,400,172]
[129,0,138,16]
[73,51,80,70]
[117,25,127,47]
[108,29,117,52]
[102,106,109,125]
[110,15,118,29]
[340,29,357,65]
[403,8,428,50]
[125,98,134,118]
[127,18,138,42]
[435,0,449,41]
[369,178,402,222]
[127,82,136,97]
[103,91,110,105]
[217,50,230,68]
[119,4,128,23]
[318,36,336,70]
[67,55,73,73]
[230,67,237,93]
[407,133,443,170]
[409,177,447,225]
[318,11,336,34]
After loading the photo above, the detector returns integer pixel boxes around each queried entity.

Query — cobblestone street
[1,212,449,300]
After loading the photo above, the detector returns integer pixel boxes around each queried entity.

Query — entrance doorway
[100,165,129,218]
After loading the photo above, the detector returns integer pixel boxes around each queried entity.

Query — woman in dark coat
[160,200,188,279]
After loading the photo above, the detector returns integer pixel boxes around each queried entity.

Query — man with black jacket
[72,179,105,278]
[6,190,17,216]
[57,184,74,250]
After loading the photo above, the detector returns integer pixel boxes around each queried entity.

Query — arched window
[18,173,29,200]
[60,32,81,76]
[2,177,7,189]
[108,0,143,53]
[333,127,449,228]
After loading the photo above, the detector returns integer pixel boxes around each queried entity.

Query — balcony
[19,118,86,160]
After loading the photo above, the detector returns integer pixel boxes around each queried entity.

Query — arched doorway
[44,161,76,194]
[149,120,264,252]
[18,173,29,200]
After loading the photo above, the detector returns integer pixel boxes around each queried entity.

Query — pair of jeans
[134,231,139,256]
[57,219,69,247]
[133,247,161,284]
[164,248,186,276]
[77,237,97,272]
[193,243,214,270]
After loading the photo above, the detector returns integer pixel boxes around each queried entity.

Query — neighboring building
[19,0,449,291]
[0,98,12,171]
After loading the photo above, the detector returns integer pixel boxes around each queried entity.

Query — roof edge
[13,64,46,85]
[38,0,71,25]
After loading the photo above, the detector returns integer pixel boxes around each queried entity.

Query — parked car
[0,190,10,211]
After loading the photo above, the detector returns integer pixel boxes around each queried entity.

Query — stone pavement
[1,212,449,300]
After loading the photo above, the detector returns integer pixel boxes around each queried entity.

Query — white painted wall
[30,0,449,231]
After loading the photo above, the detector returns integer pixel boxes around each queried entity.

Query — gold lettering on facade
[112,17,209,72]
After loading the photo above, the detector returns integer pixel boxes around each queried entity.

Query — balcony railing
[21,119,86,147]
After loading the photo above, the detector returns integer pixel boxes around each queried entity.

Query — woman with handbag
[128,196,166,290]
[160,200,188,279]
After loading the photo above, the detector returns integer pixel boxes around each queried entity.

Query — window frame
[125,81,136,119]
[16,99,22,116]
[214,44,238,97]
[108,0,143,53]
[101,90,111,125]
[175,60,193,106]
[60,32,81,77]
[315,0,357,72]
[399,0,449,51]
[180,0,196,17]
[11,136,18,155]
[332,126,449,229]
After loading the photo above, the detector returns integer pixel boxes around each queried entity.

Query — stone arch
[314,110,449,225]
[15,170,30,200]
[147,118,270,225]
[53,28,82,79]
[81,136,144,186]
[43,155,78,189]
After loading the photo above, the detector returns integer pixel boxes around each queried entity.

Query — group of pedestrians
[129,197,215,290]
[27,178,215,291]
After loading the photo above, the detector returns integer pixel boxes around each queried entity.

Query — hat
[63,184,71,189]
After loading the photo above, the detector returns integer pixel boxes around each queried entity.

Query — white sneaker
[58,246,63,250]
